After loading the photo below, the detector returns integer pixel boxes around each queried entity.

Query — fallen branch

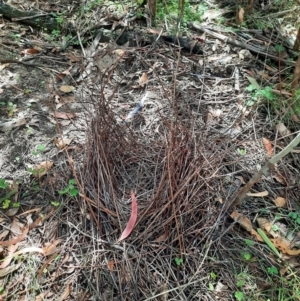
[229,132,300,210]
[191,22,295,66]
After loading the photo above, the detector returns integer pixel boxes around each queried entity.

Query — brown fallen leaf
[246,191,268,197]
[53,111,76,120]
[273,196,287,207]
[0,262,22,277]
[54,137,72,150]
[57,283,71,301]
[138,72,148,86]
[21,48,39,55]
[42,239,61,256]
[108,260,114,271]
[277,123,291,137]
[231,211,263,242]
[34,161,53,178]
[272,238,300,256]
[117,191,138,242]
[237,7,244,25]
[0,244,20,268]
[59,85,75,93]
[262,138,273,156]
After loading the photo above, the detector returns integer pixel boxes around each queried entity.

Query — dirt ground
[1,0,300,300]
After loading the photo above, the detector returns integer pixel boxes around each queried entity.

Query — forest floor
[0,0,300,300]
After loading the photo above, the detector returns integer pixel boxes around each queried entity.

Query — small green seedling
[267,266,278,275]
[0,178,9,189]
[235,291,244,301]
[175,257,183,266]
[51,201,60,207]
[210,272,217,280]
[245,239,253,246]
[58,179,79,197]
[12,202,20,208]
[2,199,11,209]
[237,148,246,156]
[288,212,300,225]
[241,252,251,260]
[32,144,46,155]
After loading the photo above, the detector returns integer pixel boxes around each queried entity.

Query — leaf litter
[0,1,299,300]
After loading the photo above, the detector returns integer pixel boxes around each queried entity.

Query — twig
[229,132,300,210]
[191,23,296,66]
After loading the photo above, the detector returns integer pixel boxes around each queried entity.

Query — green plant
[32,144,46,156]
[246,85,274,106]
[58,179,79,197]
[52,29,61,38]
[245,239,253,246]
[0,178,9,189]
[267,266,278,276]
[237,148,246,156]
[174,257,183,266]
[288,211,300,225]
[241,251,251,261]
[2,199,11,209]
[235,291,244,301]
[12,202,20,208]
[156,0,208,31]
[51,201,60,207]
[7,101,17,116]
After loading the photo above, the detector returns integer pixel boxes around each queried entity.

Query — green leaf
[288,212,298,219]
[246,77,260,90]
[2,199,11,209]
[210,272,217,280]
[69,179,77,185]
[245,239,253,246]
[0,178,9,189]
[271,224,279,232]
[37,144,46,152]
[235,291,244,301]
[208,283,214,291]
[296,217,300,225]
[257,228,281,257]
[51,201,60,207]
[58,187,69,195]
[69,188,79,197]
[175,257,183,266]
[236,279,245,287]
[242,253,251,260]
[267,266,278,275]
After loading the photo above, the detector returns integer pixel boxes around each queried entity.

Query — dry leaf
[117,191,138,242]
[108,260,114,271]
[0,262,22,277]
[246,191,268,197]
[57,283,71,301]
[42,240,61,256]
[54,137,72,150]
[21,48,39,55]
[34,161,53,178]
[236,176,246,184]
[272,238,300,256]
[0,88,3,94]
[154,231,168,242]
[59,85,75,93]
[237,7,244,24]
[272,173,286,185]
[273,196,287,207]
[0,244,19,268]
[262,138,273,156]
[53,111,76,120]
[138,72,148,86]
[277,123,291,137]
[215,281,228,292]
[231,211,263,241]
